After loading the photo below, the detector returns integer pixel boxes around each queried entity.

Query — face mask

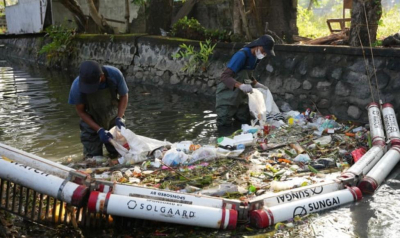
[256,49,265,60]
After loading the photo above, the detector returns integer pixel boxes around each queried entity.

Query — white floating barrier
[249,186,362,228]
[359,146,400,193]
[359,103,400,194]
[338,102,387,185]
[0,159,88,207]
[381,103,400,142]
[88,191,237,230]
[250,181,343,208]
[96,181,227,209]
[0,142,74,178]
[368,102,386,142]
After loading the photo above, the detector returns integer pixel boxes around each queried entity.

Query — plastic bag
[248,89,267,123]
[110,126,171,165]
[257,88,280,115]
[161,147,189,166]
[188,147,217,164]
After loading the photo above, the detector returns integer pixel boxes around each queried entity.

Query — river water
[0,61,400,237]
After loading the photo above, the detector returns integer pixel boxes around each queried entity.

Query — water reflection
[0,62,220,161]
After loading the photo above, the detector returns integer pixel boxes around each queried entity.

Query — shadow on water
[0,60,239,162]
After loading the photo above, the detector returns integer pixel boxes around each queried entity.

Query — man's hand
[116,117,125,129]
[239,84,253,94]
[254,82,269,91]
[98,128,113,143]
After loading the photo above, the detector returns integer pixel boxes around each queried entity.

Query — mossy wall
[1,34,400,122]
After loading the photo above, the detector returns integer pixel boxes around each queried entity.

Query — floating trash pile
[65,109,369,203]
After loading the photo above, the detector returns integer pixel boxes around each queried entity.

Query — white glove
[239,84,253,94]
[254,82,269,91]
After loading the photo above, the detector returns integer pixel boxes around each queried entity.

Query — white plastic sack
[110,126,171,165]
[248,88,280,126]
[248,89,266,123]
[257,88,280,115]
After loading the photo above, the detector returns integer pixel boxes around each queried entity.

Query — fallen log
[303,29,349,45]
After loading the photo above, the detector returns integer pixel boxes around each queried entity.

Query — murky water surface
[0,61,221,161]
[1,61,400,237]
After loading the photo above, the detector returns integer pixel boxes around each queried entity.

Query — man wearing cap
[216,34,275,127]
[68,60,129,158]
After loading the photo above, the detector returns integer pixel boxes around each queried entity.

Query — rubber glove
[254,82,269,91]
[116,117,125,129]
[239,84,253,94]
[97,128,113,143]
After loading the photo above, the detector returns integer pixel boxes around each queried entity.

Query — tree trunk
[233,0,242,35]
[59,0,87,32]
[307,0,313,10]
[125,0,130,33]
[171,0,198,27]
[250,0,263,36]
[146,0,173,35]
[235,0,252,41]
[262,0,298,43]
[349,0,382,47]
[86,0,115,34]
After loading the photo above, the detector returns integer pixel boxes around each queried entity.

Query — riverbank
[1,34,400,122]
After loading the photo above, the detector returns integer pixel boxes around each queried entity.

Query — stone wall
[0,34,400,122]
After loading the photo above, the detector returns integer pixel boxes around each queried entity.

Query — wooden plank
[303,29,348,45]
[171,0,199,26]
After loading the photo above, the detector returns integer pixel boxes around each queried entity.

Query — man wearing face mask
[216,34,275,127]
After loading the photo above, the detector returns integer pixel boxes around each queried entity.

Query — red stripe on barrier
[352,187,363,201]
[249,209,269,228]
[103,192,111,214]
[98,184,105,192]
[71,185,89,207]
[382,103,393,109]
[266,208,274,226]
[358,176,378,194]
[88,191,100,213]
[227,209,237,230]
[368,102,379,107]
[220,207,226,229]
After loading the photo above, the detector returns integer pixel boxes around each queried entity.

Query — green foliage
[170,16,231,42]
[39,24,76,62]
[297,5,331,38]
[372,39,382,47]
[170,16,206,40]
[205,29,231,42]
[297,1,400,43]
[172,39,216,74]
[377,6,400,40]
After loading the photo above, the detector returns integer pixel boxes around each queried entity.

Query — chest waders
[80,79,119,157]
[216,68,254,127]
